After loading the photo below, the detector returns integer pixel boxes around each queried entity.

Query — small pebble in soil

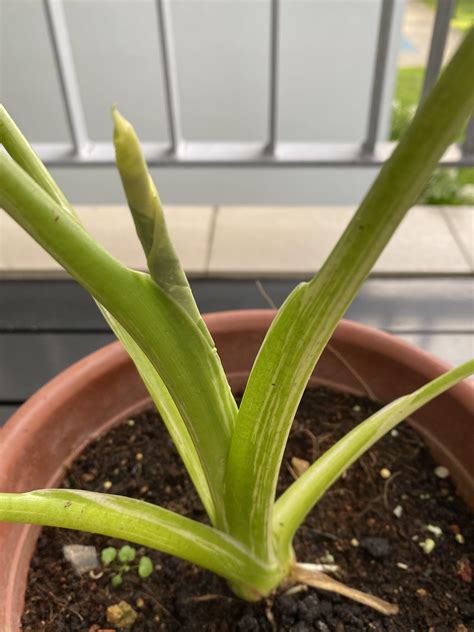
[397,562,408,570]
[291,456,310,477]
[106,601,137,628]
[390,429,399,437]
[434,465,450,479]
[82,471,96,483]
[379,467,391,479]
[127,419,135,427]
[135,452,144,462]
[420,538,436,554]
[393,504,403,518]
[102,480,112,490]
[350,537,359,547]
[416,588,428,598]
[456,533,465,544]
[457,558,472,583]
[62,544,98,575]
[360,536,391,558]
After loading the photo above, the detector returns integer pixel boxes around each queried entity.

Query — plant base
[20,389,473,630]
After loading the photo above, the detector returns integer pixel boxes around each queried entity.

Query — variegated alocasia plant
[0,29,473,616]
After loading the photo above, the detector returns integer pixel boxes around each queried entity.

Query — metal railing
[36,0,473,168]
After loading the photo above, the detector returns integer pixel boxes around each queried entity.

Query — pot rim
[2,310,472,447]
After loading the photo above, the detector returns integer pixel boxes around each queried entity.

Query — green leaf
[101,546,117,565]
[0,150,237,526]
[118,544,136,563]
[273,359,474,560]
[0,105,74,217]
[101,310,217,523]
[224,29,474,562]
[0,489,282,597]
[138,556,154,579]
[0,112,219,525]
[111,574,123,588]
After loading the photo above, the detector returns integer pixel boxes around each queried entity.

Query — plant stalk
[224,28,474,563]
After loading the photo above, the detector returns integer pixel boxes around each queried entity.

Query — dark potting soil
[21,388,473,632]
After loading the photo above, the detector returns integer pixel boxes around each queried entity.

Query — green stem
[224,29,474,563]
[0,154,230,523]
[0,108,218,524]
[0,489,282,597]
[0,105,73,214]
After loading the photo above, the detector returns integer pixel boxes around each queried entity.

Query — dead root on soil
[287,563,399,616]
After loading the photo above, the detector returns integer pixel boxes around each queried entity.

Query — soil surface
[22,388,473,631]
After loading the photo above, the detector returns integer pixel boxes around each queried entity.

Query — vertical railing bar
[266,0,280,155]
[42,0,89,156]
[361,0,395,156]
[421,0,456,101]
[462,115,474,157]
[156,0,181,154]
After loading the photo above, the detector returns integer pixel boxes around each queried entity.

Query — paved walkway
[1,205,472,277]
[399,0,464,67]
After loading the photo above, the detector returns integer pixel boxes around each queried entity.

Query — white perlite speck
[393,505,403,518]
[426,524,443,538]
[63,544,99,575]
[420,538,436,554]
[434,465,450,479]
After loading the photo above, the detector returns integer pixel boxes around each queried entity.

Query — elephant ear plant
[1,30,473,617]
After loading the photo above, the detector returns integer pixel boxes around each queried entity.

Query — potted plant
[0,29,473,631]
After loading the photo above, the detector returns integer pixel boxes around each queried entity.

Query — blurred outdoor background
[0,0,473,423]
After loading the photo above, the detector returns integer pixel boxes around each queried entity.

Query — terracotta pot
[1,310,473,629]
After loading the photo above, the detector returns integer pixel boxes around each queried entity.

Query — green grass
[424,0,474,34]
[394,67,424,108]
[391,67,474,204]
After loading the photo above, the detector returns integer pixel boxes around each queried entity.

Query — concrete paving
[399,0,464,68]
[1,205,472,277]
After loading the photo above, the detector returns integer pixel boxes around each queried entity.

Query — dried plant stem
[289,563,399,616]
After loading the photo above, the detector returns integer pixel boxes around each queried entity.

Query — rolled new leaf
[113,108,211,343]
